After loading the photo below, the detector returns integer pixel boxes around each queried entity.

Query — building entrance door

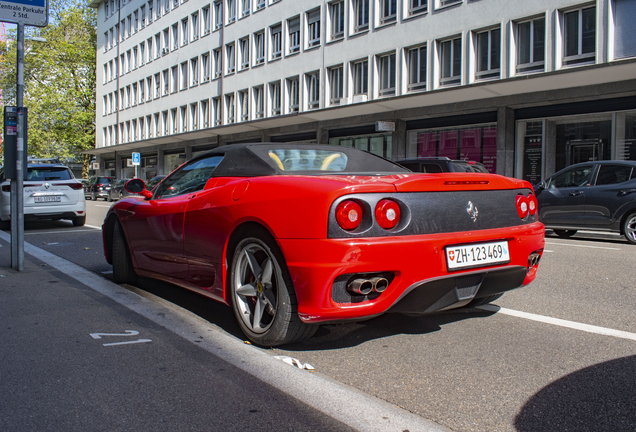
[566,139,604,165]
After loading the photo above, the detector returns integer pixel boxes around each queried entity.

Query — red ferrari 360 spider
[102,143,544,346]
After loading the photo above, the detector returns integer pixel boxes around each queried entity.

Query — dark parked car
[85,176,116,201]
[535,160,636,244]
[397,157,489,173]
[108,179,132,201]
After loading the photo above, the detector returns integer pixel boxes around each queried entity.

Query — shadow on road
[515,355,636,432]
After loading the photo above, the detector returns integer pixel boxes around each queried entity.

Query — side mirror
[125,179,153,199]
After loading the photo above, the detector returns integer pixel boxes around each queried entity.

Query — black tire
[72,215,86,227]
[467,293,504,307]
[229,234,317,346]
[623,213,636,245]
[112,221,137,284]
[553,229,577,238]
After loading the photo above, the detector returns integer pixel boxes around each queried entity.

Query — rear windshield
[27,167,73,181]
[268,149,348,172]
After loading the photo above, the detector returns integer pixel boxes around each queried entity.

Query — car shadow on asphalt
[126,276,497,349]
[544,231,629,246]
[514,354,636,432]
[283,307,497,351]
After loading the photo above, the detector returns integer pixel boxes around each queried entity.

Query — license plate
[446,241,510,271]
[34,196,61,203]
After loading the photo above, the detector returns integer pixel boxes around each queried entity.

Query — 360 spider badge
[466,201,478,222]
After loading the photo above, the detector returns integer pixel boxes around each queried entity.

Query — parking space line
[544,242,622,251]
[25,229,97,235]
[479,305,636,342]
[85,224,101,230]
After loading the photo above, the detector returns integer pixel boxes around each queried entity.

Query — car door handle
[618,188,636,196]
[569,191,584,196]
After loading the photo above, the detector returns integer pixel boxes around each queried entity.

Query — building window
[239,37,250,70]
[226,93,235,123]
[307,9,321,48]
[180,106,187,132]
[162,111,168,136]
[516,17,545,74]
[190,103,198,129]
[306,71,320,110]
[172,23,179,50]
[439,0,461,7]
[380,0,397,25]
[181,19,189,46]
[226,42,235,73]
[562,6,596,66]
[214,1,223,29]
[409,0,427,15]
[271,24,282,59]
[154,72,161,98]
[353,0,369,32]
[202,6,211,35]
[239,90,249,121]
[180,61,188,89]
[407,45,426,91]
[202,52,210,81]
[256,0,265,10]
[270,81,281,115]
[287,76,299,112]
[227,0,236,23]
[475,27,500,80]
[613,0,636,59]
[254,86,264,118]
[254,31,265,65]
[439,36,461,86]
[132,83,138,105]
[147,77,153,101]
[213,97,222,125]
[191,12,199,40]
[352,59,368,96]
[330,1,344,40]
[171,66,178,92]
[329,65,343,105]
[240,0,250,17]
[190,57,199,85]
[214,48,222,77]
[201,99,209,128]
[139,80,145,102]
[378,52,396,96]
[140,42,145,65]
[288,17,300,53]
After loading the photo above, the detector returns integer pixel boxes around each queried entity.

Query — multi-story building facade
[88,0,636,183]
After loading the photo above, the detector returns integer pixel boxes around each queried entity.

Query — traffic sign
[0,0,48,27]
[132,152,141,166]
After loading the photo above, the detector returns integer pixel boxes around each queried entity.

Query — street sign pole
[11,22,25,270]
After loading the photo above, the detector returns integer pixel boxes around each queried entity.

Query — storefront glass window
[616,111,636,160]
[406,124,497,173]
[164,152,187,173]
[329,133,392,159]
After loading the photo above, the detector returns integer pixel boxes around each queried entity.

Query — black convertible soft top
[191,143,410,177]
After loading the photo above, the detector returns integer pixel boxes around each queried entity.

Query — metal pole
[12,22,25,271]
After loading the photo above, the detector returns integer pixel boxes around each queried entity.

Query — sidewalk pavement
[0,233,449,432]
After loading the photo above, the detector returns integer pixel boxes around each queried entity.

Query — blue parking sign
[132,152,140,166]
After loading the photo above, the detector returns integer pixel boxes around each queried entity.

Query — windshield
[268,149,348,172]
[27,167,73,181]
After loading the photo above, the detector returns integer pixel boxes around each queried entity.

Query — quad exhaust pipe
[347,277,390,296]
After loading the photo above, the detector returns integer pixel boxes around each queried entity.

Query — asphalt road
[11,200,636,432]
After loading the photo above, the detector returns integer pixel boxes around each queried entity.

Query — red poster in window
[460,128,481,161]
[438,130,458,159]
[482,127,497,173]
[417,132,437,157]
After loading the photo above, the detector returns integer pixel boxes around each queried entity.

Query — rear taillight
[516,195,529,219]
[58,182,84,190]
[375,199,400,230]
[336,200,363,231]
[528,194,538,216]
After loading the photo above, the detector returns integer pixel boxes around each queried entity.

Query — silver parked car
[0,163,86,230]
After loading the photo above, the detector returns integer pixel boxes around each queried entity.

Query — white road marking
[479,305,636,342]
[85,224,102,230]
[45,242,59,245]
[25,229,97,235]
[544,241,622,251]
[103,339,152,346]
[544,250,554,253]
[90,330,139,339]
[102,270,113,275]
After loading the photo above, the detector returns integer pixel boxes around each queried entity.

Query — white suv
[0,163,86,230]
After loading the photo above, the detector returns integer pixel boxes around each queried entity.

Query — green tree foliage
[0,0,96,177]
